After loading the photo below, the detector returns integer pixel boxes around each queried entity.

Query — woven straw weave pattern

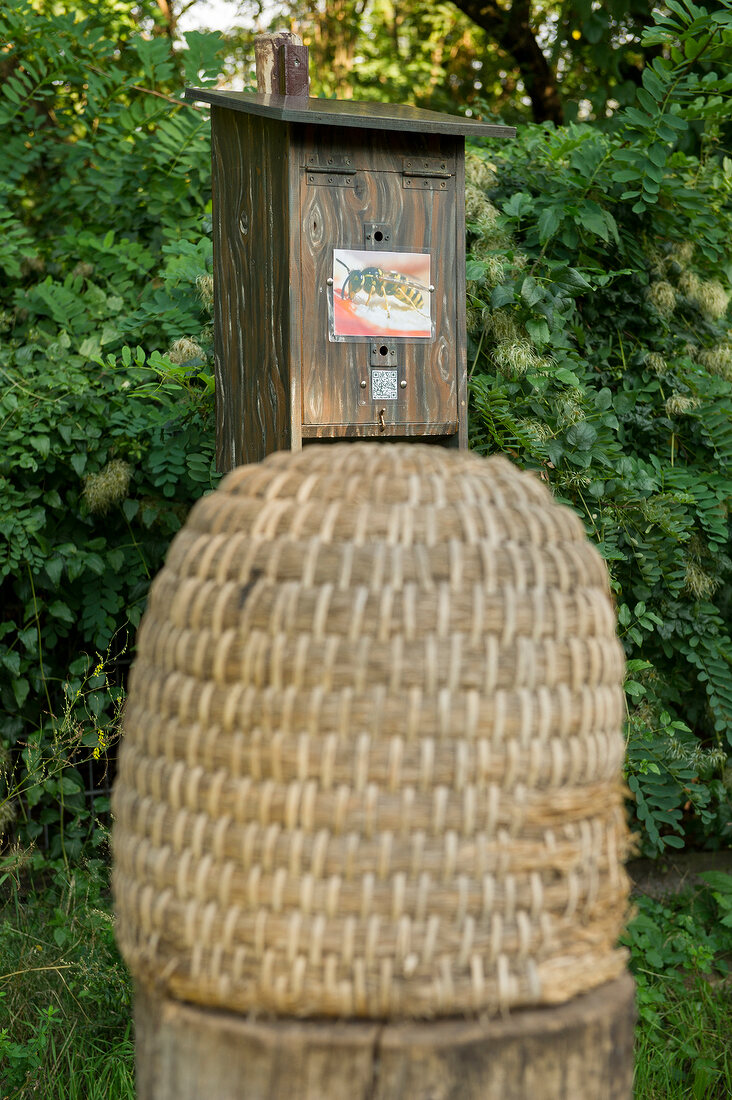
[112,444,630,1019]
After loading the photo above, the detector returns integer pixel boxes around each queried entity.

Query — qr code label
[371,369,398,401]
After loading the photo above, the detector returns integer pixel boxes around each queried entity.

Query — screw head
[326,277,334,286]
[360,380,367,388]
[400,380,407,389]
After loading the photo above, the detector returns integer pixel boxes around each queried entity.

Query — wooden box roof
[184,89,515,140]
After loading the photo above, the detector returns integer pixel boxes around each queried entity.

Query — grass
[0,847,134,1100]
[624,877,732,1099]
[634,975,732,1098]
[1,848,731,1099]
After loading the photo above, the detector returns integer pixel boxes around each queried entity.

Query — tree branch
[450,0,563,123]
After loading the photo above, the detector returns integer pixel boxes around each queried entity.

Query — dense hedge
[0,0,730,859]
[0,0,221,856]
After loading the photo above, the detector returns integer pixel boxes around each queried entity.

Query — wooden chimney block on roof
[184,88,514,470]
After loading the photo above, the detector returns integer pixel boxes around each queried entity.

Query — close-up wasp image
[335,256,431,320]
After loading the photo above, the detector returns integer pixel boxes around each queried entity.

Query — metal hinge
[402,156,453,191]
[305,156,357,187]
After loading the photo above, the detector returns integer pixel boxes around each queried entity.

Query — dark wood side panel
[455,137,468,448]
[211,108,292,470]
[298,131,461,436]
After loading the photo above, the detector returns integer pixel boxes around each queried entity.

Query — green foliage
[467,3,732,855]
[0,855,134,1099]
[266,0,731,127]
[623,879,732,1097]
[0,2,730,1093]
[607,0,732,215]
[258,0,499,115]
[0,0,221,852]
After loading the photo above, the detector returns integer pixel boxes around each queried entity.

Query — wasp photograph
[331,248,433,339]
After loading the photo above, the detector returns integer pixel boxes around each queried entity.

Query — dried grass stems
[112,445,630,1020]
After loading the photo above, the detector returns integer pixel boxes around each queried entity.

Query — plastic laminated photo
[331,248,432,339]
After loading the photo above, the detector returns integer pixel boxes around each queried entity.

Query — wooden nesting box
[184,88,514,469]
[113,444,634,1099]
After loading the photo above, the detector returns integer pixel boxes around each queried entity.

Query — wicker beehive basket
[112,443,630,1020]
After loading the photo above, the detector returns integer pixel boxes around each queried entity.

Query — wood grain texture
[134,973,635,1100]
[206,108,481,463]
[454,140,468,449]
[186,89,516,140]
[254,33,309,97]
[297,130,461,439]
[211,107,293,469]
[281,44,310,96]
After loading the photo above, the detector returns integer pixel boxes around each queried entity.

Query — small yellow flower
[572,29,581,40]
[93,728,108,760]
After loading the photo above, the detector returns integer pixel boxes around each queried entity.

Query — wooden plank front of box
[296,128,466,442]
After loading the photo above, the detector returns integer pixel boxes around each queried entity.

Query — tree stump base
[134,973,635,1100]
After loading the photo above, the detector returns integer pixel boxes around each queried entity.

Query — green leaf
[107,549,125,571]
[663,835,685,849]
[625,680,647,698]
[555,366,580,386]
[48,600,74,623]
[642,67,666,100]
[644,161,665,183]
[565,421,598,450]
[71,454,87,477]
[491,284,515,308]
[1,651,21,676]
[612,168,641,183]
[637,88,657,114]
[698,871,732,894]
[520,275,544,307]
[79,336,101,360]
[578,203,610,241]
[29,435,50,459]
[502,191,533,219]
[537,206,561,242]
[562,268,593,291]
[12,678,29,708]
[45,558,63,586]
[526,318,550,345]
[625,107,655,128]
[660,111,688,131]
[647,143,668,168]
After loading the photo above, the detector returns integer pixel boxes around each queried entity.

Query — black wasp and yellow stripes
[335,257,429,319]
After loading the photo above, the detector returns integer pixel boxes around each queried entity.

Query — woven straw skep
[112,443,630,1019]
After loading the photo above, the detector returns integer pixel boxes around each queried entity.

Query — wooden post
[255,32,310,96]
[134,974,635,1100]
